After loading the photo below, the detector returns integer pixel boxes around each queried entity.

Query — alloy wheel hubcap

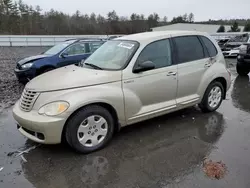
[77,115,108,147]
[208,86,222,109]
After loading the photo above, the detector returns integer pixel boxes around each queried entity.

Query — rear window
[173,36,205,64]
[200,36,218,57]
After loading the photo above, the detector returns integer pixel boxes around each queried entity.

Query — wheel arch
[61,102,120,142]
[37,65,56,75]
[205,77,227,100]
[212,77,227,99]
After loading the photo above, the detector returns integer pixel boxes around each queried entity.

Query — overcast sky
[22,0,250,21]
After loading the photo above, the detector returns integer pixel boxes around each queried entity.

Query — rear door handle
[167,71,177,76]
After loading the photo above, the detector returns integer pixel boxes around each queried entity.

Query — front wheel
[65,105,115,154]
[237,63,249,76]
[199,82,224,113]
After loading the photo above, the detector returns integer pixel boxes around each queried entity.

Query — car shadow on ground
[20,107,225,188]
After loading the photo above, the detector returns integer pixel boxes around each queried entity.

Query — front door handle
[167,71,177,76]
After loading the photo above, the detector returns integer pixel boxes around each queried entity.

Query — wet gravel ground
[1,51,250,188]
[0,47,49,111]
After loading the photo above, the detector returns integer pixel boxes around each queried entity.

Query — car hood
[26,65,122,92]
[17,54,50,65]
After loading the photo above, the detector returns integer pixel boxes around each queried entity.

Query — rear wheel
[237,63,249,76]
[65,105,115,154]
[199,82,224,113]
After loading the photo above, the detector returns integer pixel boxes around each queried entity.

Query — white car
[222,48,240,57]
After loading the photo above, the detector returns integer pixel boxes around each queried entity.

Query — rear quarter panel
[197,59,231,102]
[197,33,231,99]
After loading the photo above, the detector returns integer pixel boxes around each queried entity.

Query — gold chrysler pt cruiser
[13,31,231,153]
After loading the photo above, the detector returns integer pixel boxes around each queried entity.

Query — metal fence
[0,35,116,46]
[1,33,250,46]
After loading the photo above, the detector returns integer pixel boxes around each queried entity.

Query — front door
[122,39,178,124]
[58,42,90,67]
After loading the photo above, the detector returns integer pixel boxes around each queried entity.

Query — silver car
[13,31,231,153]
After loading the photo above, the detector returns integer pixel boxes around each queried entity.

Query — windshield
[84,40,139,70]
[44,40,76,55]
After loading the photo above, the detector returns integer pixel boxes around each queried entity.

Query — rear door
[173,35,212,106]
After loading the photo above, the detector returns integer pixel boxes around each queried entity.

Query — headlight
[38,101,69,116]
[21,63,33,69]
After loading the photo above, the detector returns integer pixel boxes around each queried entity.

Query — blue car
[14,38,105,83]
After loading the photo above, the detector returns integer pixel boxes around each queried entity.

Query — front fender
[33,57,55,69]
[34,81,126,125]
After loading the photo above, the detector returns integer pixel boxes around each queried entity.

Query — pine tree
[217,25,225,33]
[0,0,5,33]
[243,22,250,32]
[229,21,240,32]
[188,13,194,23]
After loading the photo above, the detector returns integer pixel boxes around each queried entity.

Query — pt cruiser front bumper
[12,101,67,144]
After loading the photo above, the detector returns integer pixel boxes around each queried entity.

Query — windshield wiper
[84,63,103,70]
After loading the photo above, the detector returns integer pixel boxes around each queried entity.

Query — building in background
[151,23,244,34]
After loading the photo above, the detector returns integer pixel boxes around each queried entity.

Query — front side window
[83,40,138,70]
[64,43,86,56]
[200,36,218,57]
[174,36,205,64]
[136,39,172,69]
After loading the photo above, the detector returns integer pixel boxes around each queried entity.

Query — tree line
[0,0,166,35]
[0,0,249,35]
[217,21,250,32]
[0,0,194,35]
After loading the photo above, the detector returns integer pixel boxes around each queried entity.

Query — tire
[237,63,249,76]
[199,82,224,113]
[65,105,115,154]
[18,79,28,85]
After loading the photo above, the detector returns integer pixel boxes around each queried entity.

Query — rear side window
[64,43,86,55]
[173,36,204,64]
[136,39,172,69]
[200,36,218,57]
[89,42,104,53]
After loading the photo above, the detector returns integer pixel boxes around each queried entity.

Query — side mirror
[60,52,68,58]
[133,61,155,73]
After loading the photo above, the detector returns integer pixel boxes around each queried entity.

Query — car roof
[65,38,106,43]
[117,30,208,44]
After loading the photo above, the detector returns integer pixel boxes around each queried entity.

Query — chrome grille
[20,89,39,112]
